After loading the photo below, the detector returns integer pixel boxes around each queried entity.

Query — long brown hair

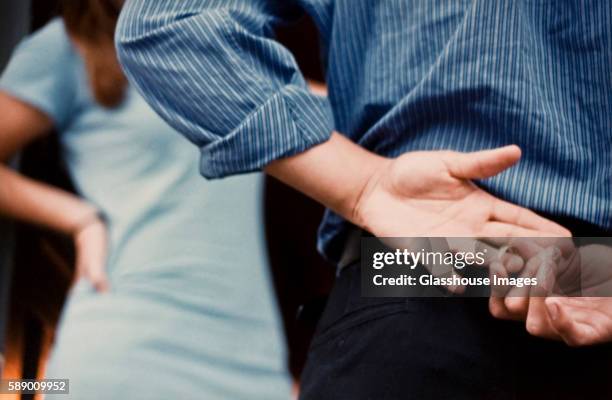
[61,0,127,107]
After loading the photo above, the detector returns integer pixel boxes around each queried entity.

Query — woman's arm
[0,165,99,235]
[0,92,99,232]
[0,92,109,291]
[0,92,52,161]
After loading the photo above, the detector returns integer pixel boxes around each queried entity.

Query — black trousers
[299,217,612,400]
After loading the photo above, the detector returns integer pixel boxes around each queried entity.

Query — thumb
[545,297,585,346]
[447,145,521,179]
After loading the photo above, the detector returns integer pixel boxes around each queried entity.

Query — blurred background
[0,1,334,398]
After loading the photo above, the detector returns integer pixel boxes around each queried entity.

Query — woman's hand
[0,164,111,292]
[73,214,110,292]
[352,146,570,238]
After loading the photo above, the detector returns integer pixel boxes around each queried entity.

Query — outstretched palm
[355,146,569,239]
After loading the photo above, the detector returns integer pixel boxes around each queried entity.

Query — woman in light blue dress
[0,2,290,399]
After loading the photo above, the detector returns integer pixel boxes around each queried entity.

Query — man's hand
[488,238,575,339]
[490,242,612,344]
[545,297,612,346]
[268,133,569,255]
[352,146,569,238]
[531,245,612,344]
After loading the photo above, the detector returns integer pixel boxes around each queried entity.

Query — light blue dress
[0,19,291,400]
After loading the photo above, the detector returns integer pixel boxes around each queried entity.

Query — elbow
[114,3,230,75]
[115,0,224,46]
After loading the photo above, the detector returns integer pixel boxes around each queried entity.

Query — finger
[531,237,576,256]
[489,199,571,237]
[489,256,529,321]
[504,296,529,320]
[555,297,604,310]
[473,240,525,273]
[78,260,111,293]
[495,246,525,274]
[504,249,551,317]
[529,246,561,296]
[90,268,111,293]
[507,246,559,296]
[479,222,557,238]
[547,303,600,325]
[488,263,523,321]
[505,239,545,260]
[480,238,544,260]
[545,298,597,346]
[552,250,582,295]
[526,297,561,340]
[87,254,111,292]
[477,239,532,275]
[446,145,521,180]
[481,237,574,267]
[489,260,512,296]
[489,296,520,320]
[526,256,565,340]
[73,255,89,287]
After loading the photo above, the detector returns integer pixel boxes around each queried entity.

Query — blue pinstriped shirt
[116,0,612,263]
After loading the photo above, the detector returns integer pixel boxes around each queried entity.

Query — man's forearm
[265,132,570,241]
[265,132,388,225]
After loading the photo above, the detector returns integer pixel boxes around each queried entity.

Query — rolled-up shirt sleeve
[115,0,334,178]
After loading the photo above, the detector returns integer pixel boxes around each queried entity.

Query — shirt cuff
[199,85,334,178]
